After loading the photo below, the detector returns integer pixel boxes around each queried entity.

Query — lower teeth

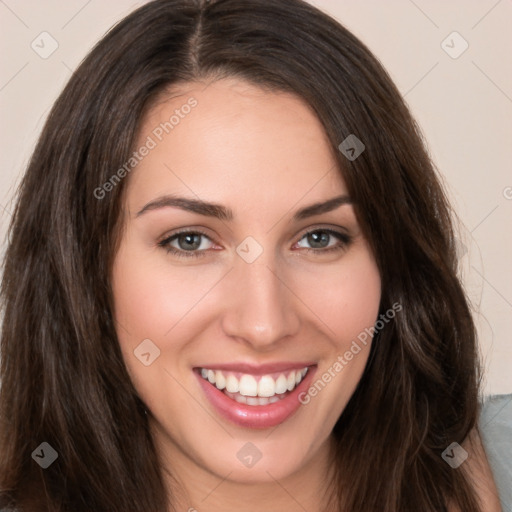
[223,389,287,406]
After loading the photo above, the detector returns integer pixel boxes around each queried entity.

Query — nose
[220,252,301,351]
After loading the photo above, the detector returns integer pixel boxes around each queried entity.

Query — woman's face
[111,78,381,485]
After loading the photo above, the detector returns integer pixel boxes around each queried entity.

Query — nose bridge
[221,250,300,348]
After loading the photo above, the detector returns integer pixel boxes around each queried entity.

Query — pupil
[308,231,329,248]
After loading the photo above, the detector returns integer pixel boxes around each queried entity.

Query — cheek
[291,247,381,427]
[110,240,221,406]
[110,241,213,421]
[111,241,221,346]
[293,248,381,347]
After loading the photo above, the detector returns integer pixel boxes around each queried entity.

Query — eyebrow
[135,194,352,221]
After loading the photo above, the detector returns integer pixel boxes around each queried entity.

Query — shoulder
[446,429,502,511]
[475,394,512,512]
[454,420,503,511]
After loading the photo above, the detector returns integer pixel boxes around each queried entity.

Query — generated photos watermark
[94,97,198,200]
[441,442,468,469]
[298,302,403,405]
[31,441,59,469]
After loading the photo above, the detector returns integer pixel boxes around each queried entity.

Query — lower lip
[196,367,317,429]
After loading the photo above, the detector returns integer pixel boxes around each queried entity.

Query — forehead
[127,78,346,215]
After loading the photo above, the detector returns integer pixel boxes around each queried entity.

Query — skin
[110,78,500,511]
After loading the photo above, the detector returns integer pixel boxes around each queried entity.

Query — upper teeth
[200,367,308,398]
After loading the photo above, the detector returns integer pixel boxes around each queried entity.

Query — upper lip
[195,361,316,376]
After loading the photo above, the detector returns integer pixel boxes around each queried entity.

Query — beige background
[0,0,511,394]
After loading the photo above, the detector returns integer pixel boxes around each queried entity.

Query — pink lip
[195,365,317,429]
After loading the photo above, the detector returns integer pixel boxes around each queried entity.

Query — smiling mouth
[198,367,309,406]
[194,362,316,428]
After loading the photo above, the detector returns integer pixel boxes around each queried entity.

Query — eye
[158,230,215,258]
[294,228,351,253]
[158,227,352,259]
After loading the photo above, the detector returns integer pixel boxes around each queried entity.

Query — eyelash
[157,228,352,259]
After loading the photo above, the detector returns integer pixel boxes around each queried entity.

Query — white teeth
[199,366,310,399]
[275,374,288,394]
[224,390,288,406]
[258,375,276,397]
[234,393,246,404]
[287,372,296,391]
[215,370,226,390]
[226,375,239,393]
[239,375,258,397]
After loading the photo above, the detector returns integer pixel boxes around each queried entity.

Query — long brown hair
[0,0,483,510]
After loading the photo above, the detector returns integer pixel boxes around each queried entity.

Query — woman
[0,0,501,510]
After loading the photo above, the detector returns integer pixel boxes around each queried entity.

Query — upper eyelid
[159,227,212,242]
